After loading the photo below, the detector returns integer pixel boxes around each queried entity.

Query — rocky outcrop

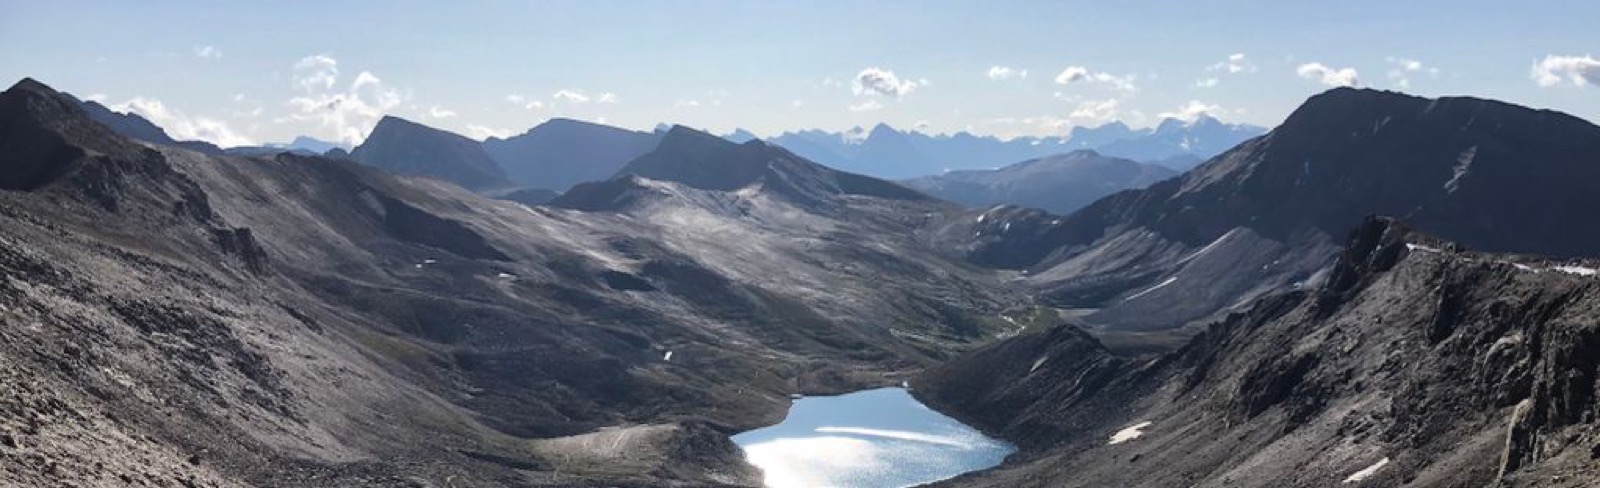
[919,216,1600,487]
[939,88,1600,331]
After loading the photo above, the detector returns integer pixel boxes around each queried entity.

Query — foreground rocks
[918,217,1600,487]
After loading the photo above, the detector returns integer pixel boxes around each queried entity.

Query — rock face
[939,88,1600,331]
[482,117,661,191]
[0,78,1016,486]
[917,216,1600,487]
[900,150,1177,215]
[351,115,514,191]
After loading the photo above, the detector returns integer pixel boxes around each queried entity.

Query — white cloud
[847,99,883,112]
[1385,57,1437,90]
[673,99,702,108]
[790,99,803,109]
[427,105,457,119]
[284,55,404,146]
[597,92,619,103]
[350,71,383,91]
[292,54,339,92]
[464,124,511,140]
[1054,66,1137,92]
[1158,100,1221,121]
[986,66,1027,80]
[1296,62,1360,87]
[504,94,543,110]
[1532,55,1600,87]
[84,93,107,103]
[192,45,222,59]
[913,120,931,131]
[1207,53,1256,74]
[1069,98,1120,121]
[1196,53,1255,87]
[1054,66,1090,84]
[552,89,590,104]
[111,97,253,147]
[852,67,920,98]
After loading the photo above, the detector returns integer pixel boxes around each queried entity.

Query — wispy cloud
[426,105,456,119]
[986,66,1027,80]
[192,45,222,59]
[1532,55,1600,87]
[1054,66,1137,92]
[1296,62,1359,87]
[1158,100,1220,121]
[853,67,921,98]
[1207,53,1255,74]
[1195,53,1254,88]
[292,54,339,92]
[1069,99,1120,121]
[847,99,883,112]
[284,54,404,146]
[1385,56,1438,89]
[505,94,544,110]
[111,97,253,146]
[464,124,511,140]
[552,89,591,104]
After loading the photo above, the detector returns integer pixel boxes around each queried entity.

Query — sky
[1,1,1596,147]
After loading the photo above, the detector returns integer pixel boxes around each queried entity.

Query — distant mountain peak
[8,77,54,95]
[351,114,511,191]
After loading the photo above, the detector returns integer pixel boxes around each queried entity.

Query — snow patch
[1554,265,1597,277]
[1123,277,1177,302]
[663,350,673,361]
[1180,229,1238,263]
[1405,243,1441,253]
[1108,421,1152,445]
[1029,356,1047,373]
[1343,457,1390,483]
[1445,146,1476,193]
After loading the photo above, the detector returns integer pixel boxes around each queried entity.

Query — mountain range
[71,97,1264,197]
[770,114,1267,179]
[0,77,1011,486]
[936,87,1600,332]
[900,150,1178,215]
[8,74,1600,487]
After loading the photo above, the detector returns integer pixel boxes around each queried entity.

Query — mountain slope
[0,78,1014,487]
[351,115,513,191]
[918,216,1600,487]
[901,150,1177,215]
[942,88,1600,331]
[68,95,225,155]
[556,125,931,211]
[482,118,660,191]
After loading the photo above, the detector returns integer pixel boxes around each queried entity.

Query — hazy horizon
[3,1,1595,147]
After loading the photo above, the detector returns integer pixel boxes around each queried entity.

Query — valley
[3,62,1600,488]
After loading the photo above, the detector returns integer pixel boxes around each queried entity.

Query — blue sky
[2,1,1596,147]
